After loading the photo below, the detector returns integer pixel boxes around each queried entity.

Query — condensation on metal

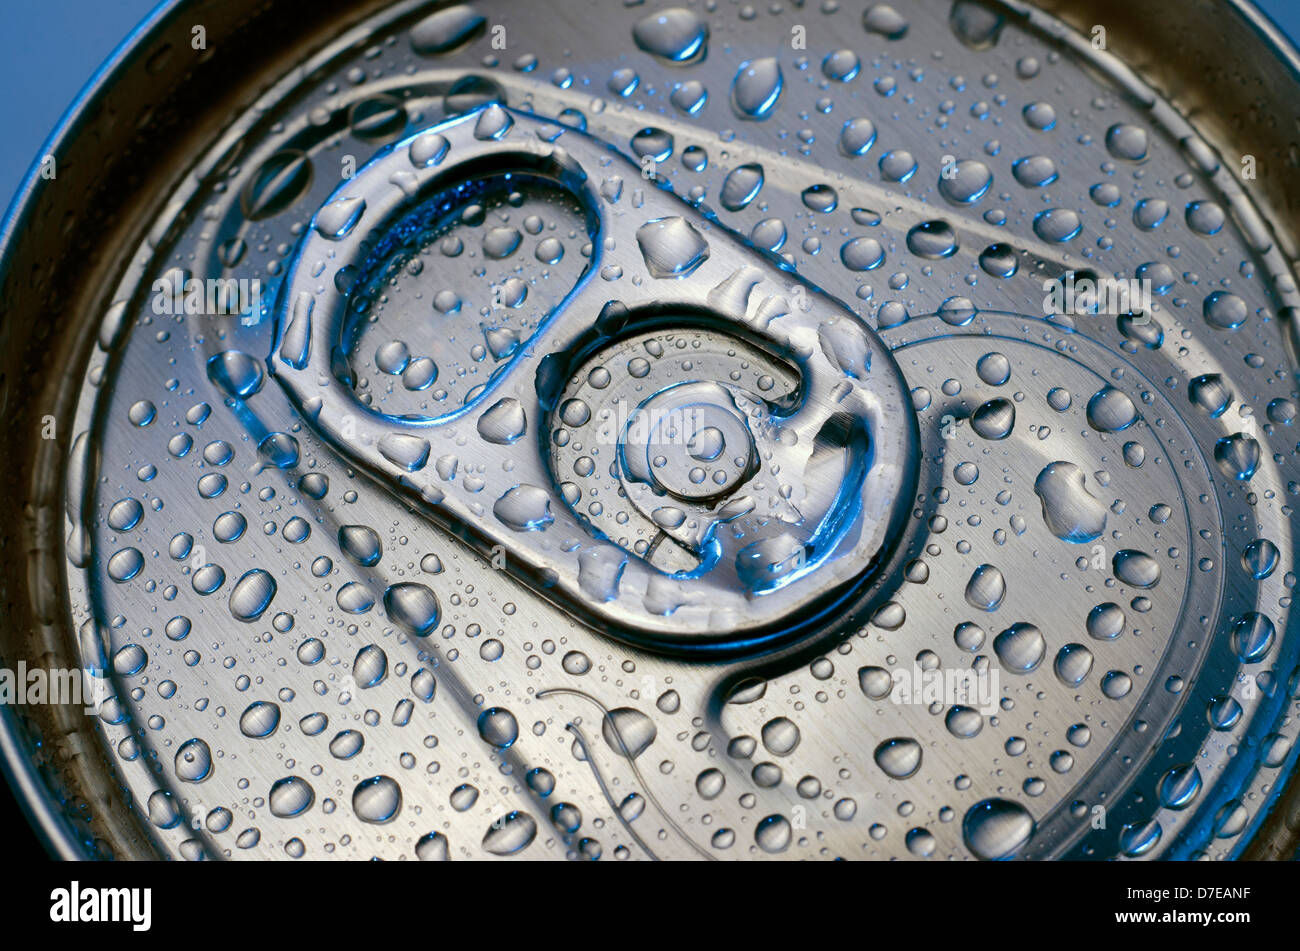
[50,0,1300,861]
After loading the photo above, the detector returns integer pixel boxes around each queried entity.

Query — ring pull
[269,104,918,654]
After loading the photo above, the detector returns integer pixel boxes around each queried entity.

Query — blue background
[0,1,1298,218]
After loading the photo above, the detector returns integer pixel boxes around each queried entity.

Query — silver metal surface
[268,104,916,650]
[6,0,1300,861]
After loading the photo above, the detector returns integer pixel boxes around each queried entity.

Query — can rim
[0,0,182,861]
[1233,0,1300,87]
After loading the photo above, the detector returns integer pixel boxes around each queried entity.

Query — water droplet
[493,484,554,531]
[1011,154,1057,188]
[1214,433,1260,480]
[636,216,709,277]
[207,350,264,400]
[946,706,984,738]
[632,8,707,63]
[822,49,861,82]
[1033,462,1107,543]
[478,398,527,444]
[761,717,800,756]
[1054,643,1094,687]
[338,524,382,567]
[602,707,657,759]
[240,700,281,738]
[993,622,1046,673]
[175,738,213,782]
[863,3,909,39]
[978,243,1018,278]
[1203,291,1248,330]
[107,547,144,583]
[482,811,537,855]
[879,149,918,182]
[938,159,992,204]
[269,775,315,818]
[1086,385,1137,432]
[353,775,402,824]
[1231,612,1274,663]
[717,163,766,213]
[840,118,877,156]
[1105,123,1149,162]
[410,5,486,55]
[962,798,1035,860]
[731,58,782,120]
[314,196,365,239]
[229,569,276,622]
[906,220,958,258]
[352,644,388,688]
[875,737,922,778]
[383,582,441,636]
[409,132,450,167]
[965,564,1006,611]
[477,706,519,748]
[1157,764,1202,809]
[1112,550,1161,588]
[1032,208,1082,242]
[971,397,1015,439]
[378,433,429,471]
[976,352,1011,386]
[840,236,885,271]
[242,150,312,221]
[1242,538,1279,580]
[755,814,792,853]
[798,180,839,212]
[1185,200,1225,236]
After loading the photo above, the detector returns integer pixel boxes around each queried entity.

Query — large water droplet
[353,775,402,824]
[229,569,276,622]
[1105,123,1149,162]
[383,582,441,636]
[1085,385,1137,432]
[632,8,708,62]
[906,220,958,258]
[719,163,764,211]
[962,798,1035,860]
[937,159,992,204]
[840,118,877,156]
[971,397,1015,439]
[1033,462,1107,543]
[478,397,527,444]
[242,151,312,221]
[410,5,486,55]
[636,216,709,278]
[874,737,922,778]
[964,564,1006,611]
[477,707,519,748]
[730,58,783,120]
[840,236,885,271]
[338,524,382,567]
[993,622,1046,673]
[240,700,281,738]
[207,350,264,400]
[269,775,315,818]
[483,811,537,855]
[602,707,657,759]
[175,738,213,782]
[1214,433,1260,480]
[493,484,554,531]
[863,3,909,39]
[1112,549,1161,588]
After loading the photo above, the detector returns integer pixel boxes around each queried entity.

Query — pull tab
[268,104,918,654]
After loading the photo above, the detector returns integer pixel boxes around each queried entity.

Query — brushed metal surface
[3,0,1300,861]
